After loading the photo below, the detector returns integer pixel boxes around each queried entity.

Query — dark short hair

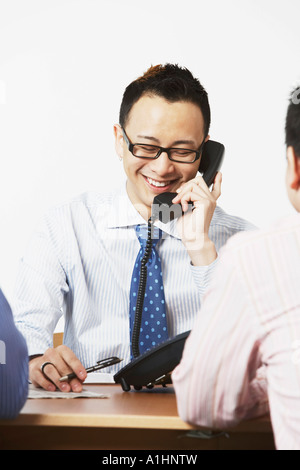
[285,87,300,157]
[119,64,211,137]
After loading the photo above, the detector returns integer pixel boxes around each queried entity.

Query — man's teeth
[146,177,170,187]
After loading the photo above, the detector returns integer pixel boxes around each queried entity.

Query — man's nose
[149,151,175,174]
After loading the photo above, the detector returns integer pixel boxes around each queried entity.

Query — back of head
[285,87,300,157]
[119,63,211,137]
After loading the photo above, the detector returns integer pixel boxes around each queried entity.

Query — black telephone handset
[199,139,225,188]
[114,140,225,391]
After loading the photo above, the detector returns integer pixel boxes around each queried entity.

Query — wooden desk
[0,384,275,450]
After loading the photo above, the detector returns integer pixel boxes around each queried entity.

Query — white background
[1,0,300,303]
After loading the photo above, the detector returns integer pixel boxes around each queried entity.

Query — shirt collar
[106,182,181,239]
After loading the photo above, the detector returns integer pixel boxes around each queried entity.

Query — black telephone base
[114,331,190,392]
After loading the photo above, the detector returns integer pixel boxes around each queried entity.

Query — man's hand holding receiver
[173,171,222,266]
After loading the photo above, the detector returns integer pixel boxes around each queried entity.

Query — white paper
[28,384,110,399]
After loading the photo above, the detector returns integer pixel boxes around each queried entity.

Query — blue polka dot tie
[129,224,168,358]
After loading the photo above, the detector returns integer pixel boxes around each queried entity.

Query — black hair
[285,87,300,157]
[119,64,211,137]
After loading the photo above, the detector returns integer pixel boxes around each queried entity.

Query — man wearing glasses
[14,64,255,392]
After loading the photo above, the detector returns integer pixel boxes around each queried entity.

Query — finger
[193,174,212,189]
[174,182,202,199]
[173,182,207,208]
[50,346,86,392]
[29,356,61,391]
[51,367,84,392]
[44,346,87,392]
[42,365,83,393]
[30,363,57,392]
[175,193,200,213]
[40,358,73,392]
[211,171,222,200]
[30,347,86,393]
[185,175,212,192]
[176,177,210,195]
[67,377,84,392]
[55,345,87,382]
[42,346,85,380]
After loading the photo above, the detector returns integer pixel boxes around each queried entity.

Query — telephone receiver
[151,140,225,222]
[199,139,225,188]
[114,140,225,392]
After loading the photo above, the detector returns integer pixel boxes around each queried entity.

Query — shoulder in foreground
[223,211,300,251]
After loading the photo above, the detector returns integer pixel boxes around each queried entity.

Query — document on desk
[28,384,110,399]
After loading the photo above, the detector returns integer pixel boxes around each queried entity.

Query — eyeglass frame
[122,128,206,164]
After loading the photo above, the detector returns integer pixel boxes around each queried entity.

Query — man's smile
[143,175,177,192]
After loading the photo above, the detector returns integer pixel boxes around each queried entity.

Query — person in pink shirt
[172,87,300,450]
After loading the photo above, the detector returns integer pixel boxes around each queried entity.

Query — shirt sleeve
[0,289,28,419]
[172,244,269,429]
[13,212,69,356]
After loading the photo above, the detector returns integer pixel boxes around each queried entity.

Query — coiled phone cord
[131,216,155,358]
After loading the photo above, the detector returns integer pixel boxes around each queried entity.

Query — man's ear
[113,124,124,160]
[287,146,300,190]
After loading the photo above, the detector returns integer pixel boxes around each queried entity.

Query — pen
[59,356,123,382]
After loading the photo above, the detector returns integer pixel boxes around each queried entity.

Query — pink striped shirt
[172,213,300,450]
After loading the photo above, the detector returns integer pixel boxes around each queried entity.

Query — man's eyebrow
[136,135,160,143]
[172,139,196,147]
[136,135,196,146]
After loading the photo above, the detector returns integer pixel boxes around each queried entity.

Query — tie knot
[135,224,162,249]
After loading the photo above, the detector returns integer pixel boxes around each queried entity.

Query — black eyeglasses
[122,128,205,164]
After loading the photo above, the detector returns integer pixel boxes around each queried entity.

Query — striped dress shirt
[172,212,300,450]
[0,288,28,419]
[13,184,255,374]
